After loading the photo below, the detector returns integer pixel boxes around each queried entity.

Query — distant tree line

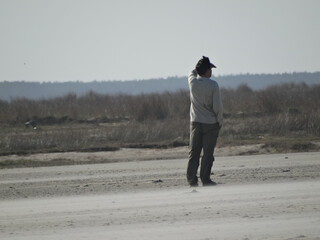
[0,72,319,101]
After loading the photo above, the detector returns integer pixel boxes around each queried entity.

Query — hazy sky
[1,0,319,82]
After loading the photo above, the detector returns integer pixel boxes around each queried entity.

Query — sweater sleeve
[188,69,198,84]
[212,82,223,126]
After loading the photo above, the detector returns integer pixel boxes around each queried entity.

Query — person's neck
[200,74,210,79]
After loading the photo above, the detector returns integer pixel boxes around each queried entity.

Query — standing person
[187,56,223,186]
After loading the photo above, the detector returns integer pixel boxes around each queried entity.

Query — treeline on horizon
[0,72,319,101]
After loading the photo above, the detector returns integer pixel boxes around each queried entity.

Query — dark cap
[195,56,216,75]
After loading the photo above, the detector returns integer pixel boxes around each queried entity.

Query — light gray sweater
[188,69,223,126]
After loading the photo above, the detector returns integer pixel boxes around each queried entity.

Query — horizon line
[1,70,320,83]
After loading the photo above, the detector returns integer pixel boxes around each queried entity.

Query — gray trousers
[187,122,220,184]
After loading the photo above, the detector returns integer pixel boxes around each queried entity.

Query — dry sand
[0,144,273,166]
[0,151,320,239]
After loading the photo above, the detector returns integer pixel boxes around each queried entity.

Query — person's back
[189,73,222,125]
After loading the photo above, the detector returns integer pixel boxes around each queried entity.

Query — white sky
[0,0,319,82]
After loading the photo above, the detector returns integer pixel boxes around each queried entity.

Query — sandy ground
[0,151,320,239]
[0,144,274,166]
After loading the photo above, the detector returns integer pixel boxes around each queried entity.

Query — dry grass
[0,83,319,156]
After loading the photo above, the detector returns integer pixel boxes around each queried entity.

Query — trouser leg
[200,124,219,183]
[187,122,202,184]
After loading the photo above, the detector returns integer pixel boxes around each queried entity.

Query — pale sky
[1,0,319,82]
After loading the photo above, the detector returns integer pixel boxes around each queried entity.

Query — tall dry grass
[0,90,190,123]
[0,82,319,155]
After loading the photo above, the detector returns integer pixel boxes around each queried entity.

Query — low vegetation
[0,83,319,156]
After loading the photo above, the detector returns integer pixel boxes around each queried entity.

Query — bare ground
[0,143,279,168]
[0,150,319,199]
[0,152,320,239]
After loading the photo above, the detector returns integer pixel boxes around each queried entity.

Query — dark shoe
[202,180,217,186]
[189,181,198,187]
